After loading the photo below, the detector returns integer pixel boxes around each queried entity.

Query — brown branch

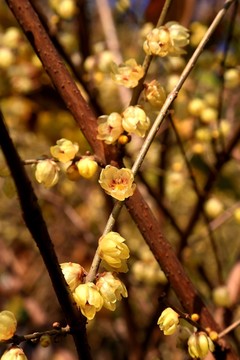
[0,110,92,360]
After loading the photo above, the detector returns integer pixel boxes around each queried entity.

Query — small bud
[97,232,130,273]
[0,311,17,341]
[200,107,218,124]
[40,335,51,348]
[188,98,206,117]
[191,313,200,322]
[157,307,179,335]
[66,163,81,181]
[99,165,136,201]
[76,158,98,179]
[188,332,215,359]
[1,346,28,360]
[209,331,218,341]
[73,282,103,320]
[118,134,130,145]
[35,159,60,188]
[224,68,240,89]
[204,197,224,219]
[212,286,232,308]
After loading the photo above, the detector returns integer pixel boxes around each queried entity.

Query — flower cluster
[157,307,215,359]
[111,58,144,88]
[34,139,99,187]
[97,106,150,145]
[99,165,136,201]
[143,22,189,57]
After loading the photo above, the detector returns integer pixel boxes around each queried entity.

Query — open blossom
[35,159,60,188]
[122,106,150,137]
[99,165,136,201]
[111,58,144,88]
[60,262,86,292]
[1,347,28,360]
[73,282,103,320]
[188,332,215,359]
[157,307,179,335]
[97,112,124,144]
[97,231,130,273]
[50,138,79,163]
[143,22,189,57]
[144,80,166,109]
[96,272,128,311]
[0,311,17,341]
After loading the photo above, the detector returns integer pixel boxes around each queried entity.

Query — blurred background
[0,1,240,359]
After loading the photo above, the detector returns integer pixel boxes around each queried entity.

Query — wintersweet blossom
[0,311,17,341]
[99,165,136,201]
[122,106,150,137]
[188,332,215,359]
[144,80,166,110]
[111,58,144,88]
[157,307,179,335]
[35,159,60,188]
[1,347,28,360]
[60,262,86,292]
[97,112,124,144]
[73,282,103,320]
[76,158,98,179]
[96,272,128,311]
[50,138,79,163]
[97,231,130,273]
[143,22,189,57]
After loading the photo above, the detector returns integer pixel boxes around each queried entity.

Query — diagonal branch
[0,109,91,360]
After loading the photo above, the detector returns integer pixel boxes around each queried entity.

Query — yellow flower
[111,58,144,88]
[143,27,171,56]
[122,106,150,137]
[0,311,17,341]
[96,272,128,310]
[97,112,124,144]
[157,307,179,335]
[144,80,166,110]
[143,22,189,57]
[76,158,98,179]
[50,138,79,163]
[99,165,136,201]
[35,159,60,188]
[188,332,215,359]
[60,262,86,292]
[97,231,130,273]
[73,282,103,320]
[1,347,28,360]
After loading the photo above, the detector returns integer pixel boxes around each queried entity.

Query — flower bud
[111,58,144,88]
[224,68,240,89]
[97,112,124,144]
[1,347,28,360]
[35,159,60,188]
[188,332,215,359]
[73,282,103,320]
[39,335,51,348]
[60,262,86,292]
[204,197,224,219]
[96,272,128,311]
[66,163,81,181]
[212,286,232,308]
[0,311,17,341]
[157,307,179,335]
[122,106,150,137]
[97,232,130,273]
[50,138,79,163]
[99,165,136,201]
[76,158,98,179]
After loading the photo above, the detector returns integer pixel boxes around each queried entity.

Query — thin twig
[218,319,240,339]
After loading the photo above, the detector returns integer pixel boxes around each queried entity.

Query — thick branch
[0,110,91,360]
